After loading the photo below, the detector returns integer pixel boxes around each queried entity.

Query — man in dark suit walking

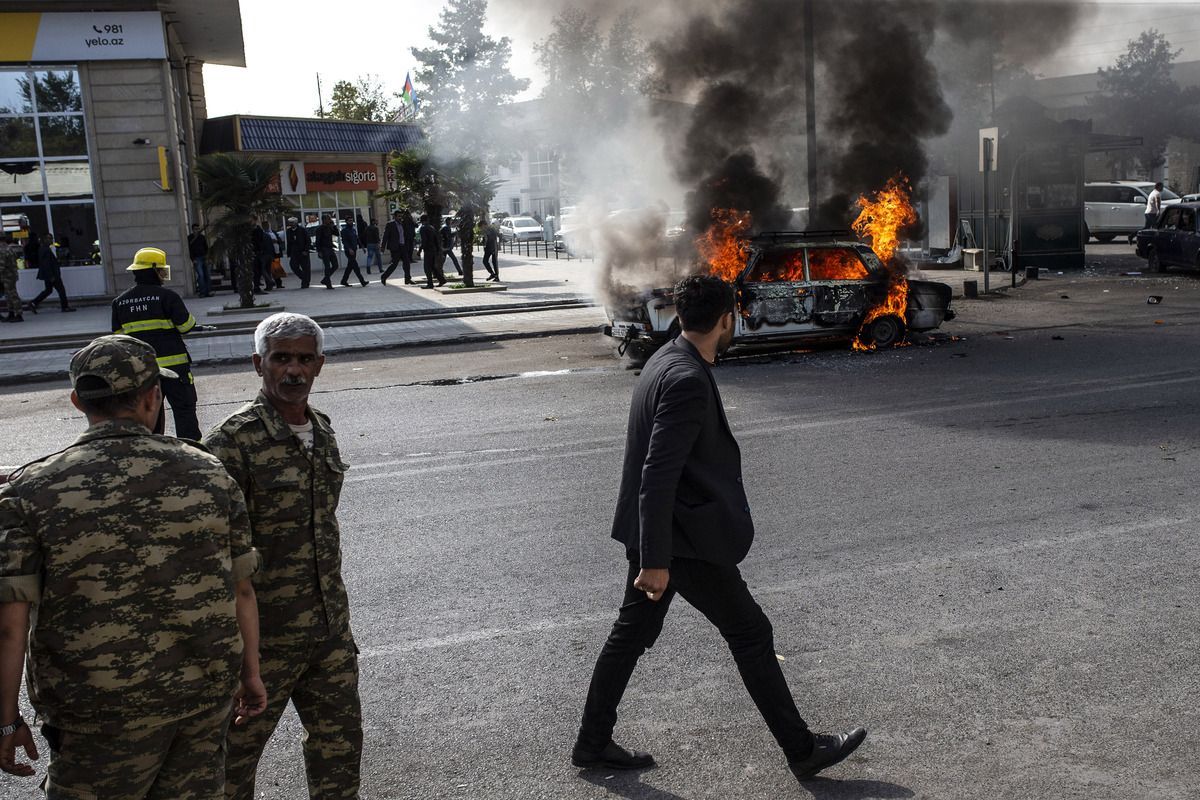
[380,210,411,285]
[572,275,866,783]
[284,217,311,288]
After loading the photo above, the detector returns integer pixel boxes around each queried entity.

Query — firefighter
[111,247,202,440]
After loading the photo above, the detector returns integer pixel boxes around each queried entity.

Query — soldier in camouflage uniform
[0,233,23,323]
[203,312,362,800]
[0,334,267,797]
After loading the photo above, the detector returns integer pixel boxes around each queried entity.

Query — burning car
[604,229,955,360]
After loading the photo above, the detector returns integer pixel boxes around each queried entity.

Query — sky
[203,1,1200,120]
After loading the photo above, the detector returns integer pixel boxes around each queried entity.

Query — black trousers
[577,557,812,762]
[33,277,69,309]
[155,370,201,441]
[483,250,498,279]
[290,252,311,287]
[422,252,444,286]
[381,249,411,282]
[442,249,461,274]
[341,249,365,285]
[318,248,339,286]
[254,253,274,291]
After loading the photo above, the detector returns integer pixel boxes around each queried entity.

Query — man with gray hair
[202,313,362,799]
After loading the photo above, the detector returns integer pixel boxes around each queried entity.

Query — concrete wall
[81,58,191,298]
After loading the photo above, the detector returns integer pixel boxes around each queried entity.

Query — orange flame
[852,174,917,350]
[698,209,752,281]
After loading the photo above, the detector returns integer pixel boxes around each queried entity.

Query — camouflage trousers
[2,272,20,317]
[42,700,230,799]
[224,631,361,800]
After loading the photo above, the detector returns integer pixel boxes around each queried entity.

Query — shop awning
[201,115,426,155]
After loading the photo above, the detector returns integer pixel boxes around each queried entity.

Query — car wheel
[1096,233,1116,243]
[1148,248,1164,273]
[860,314,906,348]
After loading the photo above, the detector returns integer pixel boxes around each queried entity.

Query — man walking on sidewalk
[1,233,24,322]
[417,214,445,289]
[30,233,74,313]
[381,210,411,285]
[571,275,866,784]
[285,217,312,288]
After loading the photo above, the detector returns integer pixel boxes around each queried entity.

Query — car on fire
[1134,201,1200,272]
[604,230,955,360]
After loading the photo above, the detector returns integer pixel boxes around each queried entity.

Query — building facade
[0,1,244,301]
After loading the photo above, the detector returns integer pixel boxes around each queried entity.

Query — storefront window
[0,117,37,158]
[0,66,98,269]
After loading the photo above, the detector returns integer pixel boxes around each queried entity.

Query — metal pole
[804,0,818,220]
[983,138,991,292]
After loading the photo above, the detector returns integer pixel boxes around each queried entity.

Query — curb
[0,323,607,389]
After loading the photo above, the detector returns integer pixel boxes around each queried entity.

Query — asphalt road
[3,256,1200,799]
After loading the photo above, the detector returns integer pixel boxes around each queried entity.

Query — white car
[1084,181,1180,242]
[499,216,543,243]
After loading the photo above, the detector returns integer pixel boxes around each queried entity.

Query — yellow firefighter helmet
[126,247,170,281]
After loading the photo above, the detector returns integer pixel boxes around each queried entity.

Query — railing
[497,238,594,261]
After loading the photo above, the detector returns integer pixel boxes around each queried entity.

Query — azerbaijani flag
[401,73,418,111]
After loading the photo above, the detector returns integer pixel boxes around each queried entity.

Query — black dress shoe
[61,307,77,312]
[361,280,369,286]
[404,279,414,284]
[571,741,655,770]
[789,728,866,781]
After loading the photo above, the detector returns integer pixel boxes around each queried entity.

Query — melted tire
[862,315,906,349]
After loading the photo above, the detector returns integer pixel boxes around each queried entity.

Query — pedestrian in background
[482,218,499,282]
[285,216,312,288]
[314,215,339,290]
[0,334,265,794]
[402,210,417,268]
[572,275,867,784]
[267,222,284,290]
[363,218,381,274]
[112,247,203,440]
[30,233,74,313]
[440,217,462,276]
[188,223,212,297]
[339,218,367,287]
[1145,181,1164,229]
[250,220,271,294]
[1,233,24,323]
[203,312,363,800]
[417,214,445,289]
[380,210,411,285]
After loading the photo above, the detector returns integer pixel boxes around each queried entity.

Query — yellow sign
[0,12,166,62]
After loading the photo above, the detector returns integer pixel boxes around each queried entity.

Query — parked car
[499,216,543,243]
[1084,181,1180,242]
[604,230,955,360]
[1134,201,1200,272]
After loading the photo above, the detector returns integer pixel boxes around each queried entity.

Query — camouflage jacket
[0,418,261,734]
[0,242,17,281]
[203,393,353,649]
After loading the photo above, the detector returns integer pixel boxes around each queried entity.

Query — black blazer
[611,337,754,568]
[382,220,404,251]
[286,225,311,257]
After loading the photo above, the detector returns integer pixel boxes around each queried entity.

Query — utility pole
[316,73,324,118]
[804,0,818,224]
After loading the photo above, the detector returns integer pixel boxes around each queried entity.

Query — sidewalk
[0,251,607,384]
[0,246,1005,386]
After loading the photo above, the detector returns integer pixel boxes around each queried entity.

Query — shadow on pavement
[578,769,688,800]
[806,778,916,799]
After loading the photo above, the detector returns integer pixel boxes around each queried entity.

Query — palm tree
[441,157,501,287]
[384,145,499,287]
[193,154,289,308]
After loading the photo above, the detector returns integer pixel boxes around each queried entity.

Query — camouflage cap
[70,335,178,399]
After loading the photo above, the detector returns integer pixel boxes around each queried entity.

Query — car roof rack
[751,230,854,241]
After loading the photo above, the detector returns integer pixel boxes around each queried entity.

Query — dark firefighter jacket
[111,284,196,370]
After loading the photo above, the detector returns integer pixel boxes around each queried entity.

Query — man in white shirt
[1146,182,1164,229]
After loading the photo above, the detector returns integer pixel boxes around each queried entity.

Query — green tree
[1088,30,1200,175]
[534,8,662,197]
[317,74,395,122]
[383,144,499,287]
[192,154,289,308]
[410,0,529,163]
